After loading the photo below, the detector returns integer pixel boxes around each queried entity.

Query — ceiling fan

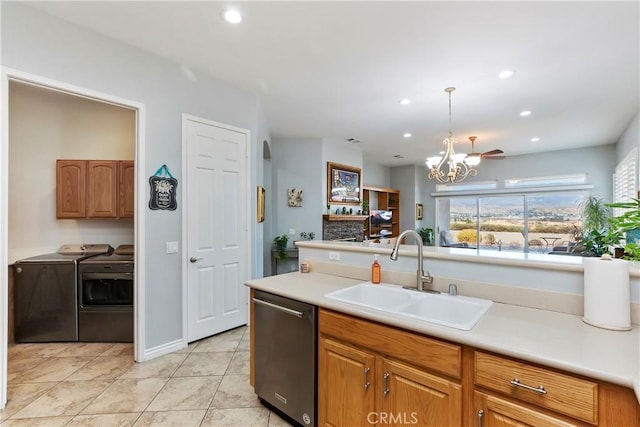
[466,136,505,160]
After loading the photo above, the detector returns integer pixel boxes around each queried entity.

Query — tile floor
[1,326,294,426]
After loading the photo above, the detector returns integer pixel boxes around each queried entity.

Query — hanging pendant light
[426,87,478,183]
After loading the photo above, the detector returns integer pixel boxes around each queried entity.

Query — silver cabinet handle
[364,367,370,389]
[510,378,547,395]
[190,257,203,263]
[383,372,390,395]
[252,297,304,318]
[477,410,484,427]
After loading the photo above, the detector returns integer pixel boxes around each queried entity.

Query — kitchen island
[246,271,640,426]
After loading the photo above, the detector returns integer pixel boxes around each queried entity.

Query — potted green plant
[606,198,640,260]
[362,199,369,215]
[417,227,434,246]
[580,195,610,236]
[273,234,289,262]
[299,231,315,241]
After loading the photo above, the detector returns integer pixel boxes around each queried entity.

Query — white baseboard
[141,338,186,362]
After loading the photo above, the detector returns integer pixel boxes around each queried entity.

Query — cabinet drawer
[319,309,461,379]
[474,352,597,424]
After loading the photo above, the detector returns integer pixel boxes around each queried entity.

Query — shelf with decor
[362,186,401,240]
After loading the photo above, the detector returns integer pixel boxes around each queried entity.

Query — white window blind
[613,148,637,217]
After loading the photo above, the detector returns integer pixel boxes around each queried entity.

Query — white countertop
[246,271,640,402]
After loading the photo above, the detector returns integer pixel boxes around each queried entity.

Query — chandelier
[425,87,479,183]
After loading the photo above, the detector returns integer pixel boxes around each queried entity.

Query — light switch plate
[166,241,179,254]
[289,228,296,235]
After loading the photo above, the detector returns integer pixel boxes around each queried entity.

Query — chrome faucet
[390,230,435,292]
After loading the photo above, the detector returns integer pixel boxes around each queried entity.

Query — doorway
[0,69,146,408]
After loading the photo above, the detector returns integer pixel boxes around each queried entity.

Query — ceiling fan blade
[482,149,504,156]
[482,155,505,160]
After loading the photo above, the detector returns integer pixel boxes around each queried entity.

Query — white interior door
[185,117,248,342]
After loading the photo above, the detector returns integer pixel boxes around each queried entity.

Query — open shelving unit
[362,185,400,240]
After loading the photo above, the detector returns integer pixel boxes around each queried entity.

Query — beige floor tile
[226,351,250,375]
[210,374,260,409]
[81,378,168,414]
[100,343,134,357]
[0,382,58,420]
[192,337,240,353]
[133,410,207,426]
[146,376,222,411]
[237,335,250,351]
[6,358,47,383]
[67,412,141,426]
[7,357,47,375]
[66,355,136,381]
[54,343,115,358]
[202,407,269,427]
[0,415,73,426]
[173,342,197,354]
[120,353,187,379]
[174,352,234,377]
[268,411,295,427]
[10,356,93,383]
[12,379,112,419]
[8,343,68,359]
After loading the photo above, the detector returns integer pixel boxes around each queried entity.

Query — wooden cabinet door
[56,160,86,218]
[118,160,135,218]
[474,392,582,427]
[318,337,376,427]
[87,160,118,218]
[379,358,462,427]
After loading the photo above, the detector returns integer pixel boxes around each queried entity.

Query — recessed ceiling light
[222,9,242,24]
[499,69,515,79]
[531,137,540,142]
[439,151,445,155]
[403,133,412,138]
[520,110,532,117]
[399,98,411,105]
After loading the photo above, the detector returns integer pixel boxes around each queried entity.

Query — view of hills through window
[448,193,585,253]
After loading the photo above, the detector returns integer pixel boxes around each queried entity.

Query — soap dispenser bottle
[371,254,381,284]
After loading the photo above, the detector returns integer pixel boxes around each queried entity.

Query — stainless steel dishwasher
[253,290,316,426]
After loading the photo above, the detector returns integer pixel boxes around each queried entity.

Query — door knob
[190,257,203,263]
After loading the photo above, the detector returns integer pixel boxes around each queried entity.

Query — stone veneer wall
[322,219,365,242]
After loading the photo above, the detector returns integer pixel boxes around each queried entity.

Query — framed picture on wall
[257,186,265,223]
[416,203,423,220]
[327,162,361,205]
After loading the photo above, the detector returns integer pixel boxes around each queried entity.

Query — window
[612,149,637,217]
[441,192,585,253]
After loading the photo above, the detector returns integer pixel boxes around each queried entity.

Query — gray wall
[616,112,639,162]
[363,154,390,187]
[417,144,617,230]
[2,3,262,350]
[271,138,323,250]
[390,165,417,235]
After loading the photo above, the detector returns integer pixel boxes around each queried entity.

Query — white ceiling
[27,1,639,166]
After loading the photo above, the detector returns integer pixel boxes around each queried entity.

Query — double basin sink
[325,282,493,330]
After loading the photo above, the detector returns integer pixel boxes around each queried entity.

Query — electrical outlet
[329,251,341,261]
[289,228,296,235]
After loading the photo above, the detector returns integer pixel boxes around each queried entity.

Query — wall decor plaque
[149,164,178,211]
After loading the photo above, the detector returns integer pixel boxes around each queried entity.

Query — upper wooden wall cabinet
[56,159,134,219]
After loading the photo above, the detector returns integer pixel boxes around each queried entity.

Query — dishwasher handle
[252,297,305,319]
